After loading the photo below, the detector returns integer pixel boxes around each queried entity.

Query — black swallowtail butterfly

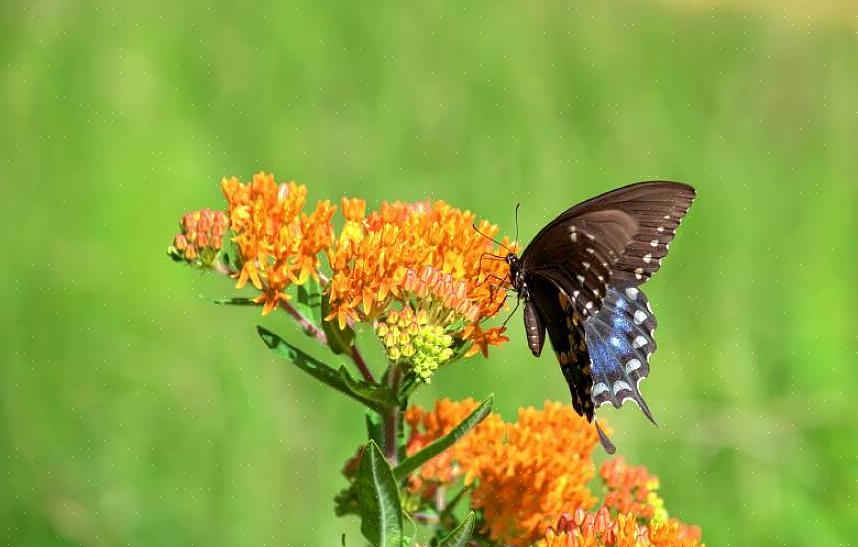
[504,181,696,453]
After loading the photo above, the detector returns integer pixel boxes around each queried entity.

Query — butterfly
[504,181,696,453]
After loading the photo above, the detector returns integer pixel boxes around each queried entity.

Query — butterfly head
[505,252,526,294]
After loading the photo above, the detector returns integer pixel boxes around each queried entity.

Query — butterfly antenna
[472,223,512,253]
[514,202,521,248]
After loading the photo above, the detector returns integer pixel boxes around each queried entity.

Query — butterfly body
[506,181,696,453]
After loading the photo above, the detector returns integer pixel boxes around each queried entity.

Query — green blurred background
[3,1,857,545]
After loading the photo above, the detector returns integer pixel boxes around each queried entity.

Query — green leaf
[358,441,403,547]
[212,296,258,306]
[437,512,476,547]
[366,413,384,448]
[258,327,384,410]
[296,277,323,326]
[321,297,355,355]
[339,367,398,410]
[393,395,493,482]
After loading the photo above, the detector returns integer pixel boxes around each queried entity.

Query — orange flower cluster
[542,507,703,547]
[404,399,703,546]
[168,208,228,266]
[600,458,666,522]
[405,399,600,545]
[221,173,335,314]
[327,199,513,358]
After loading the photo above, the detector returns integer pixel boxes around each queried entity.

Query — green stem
[383,363,404,466]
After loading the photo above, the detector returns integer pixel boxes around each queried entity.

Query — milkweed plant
[168,172,704,546]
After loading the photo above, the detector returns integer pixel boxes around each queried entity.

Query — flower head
[541,507,704,547]
[221,172,335,314]
[405,399,600,545]
[600,458,666,522]
[168,208,229,267]
[327,199,513,376]
[375,305,455,381]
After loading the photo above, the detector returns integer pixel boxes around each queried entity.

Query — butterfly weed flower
[167,208,229,267]
[327,199,513,380]
[221,172,336,314]
[405,399,600,544]
[541,506,703,547]
[600,457,667,523]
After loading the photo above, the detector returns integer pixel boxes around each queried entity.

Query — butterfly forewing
[523,181,695,293]
[603,184,695,285]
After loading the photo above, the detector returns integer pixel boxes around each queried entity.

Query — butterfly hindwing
[584,286,658,423]
[528,277,594,421]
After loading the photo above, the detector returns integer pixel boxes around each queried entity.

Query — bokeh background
[3,1,857,545]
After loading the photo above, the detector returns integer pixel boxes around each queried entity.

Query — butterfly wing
[528,276,617,453]
[584,286,658,423]
[521,182,696,314]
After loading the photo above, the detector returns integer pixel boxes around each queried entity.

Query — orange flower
[168,208,229,266]
[541,507,704,547]
[327,199,513,359]
[405,400,600,545]
[221,172,335,314]
[600,458,666,522]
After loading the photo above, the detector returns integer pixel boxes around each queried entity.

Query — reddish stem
[351,345,375,384]
[279,300,328,345]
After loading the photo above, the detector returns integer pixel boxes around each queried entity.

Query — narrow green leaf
[321,297,355,355]
[366,413,384,448]
[258,327,381,410]
[212,296,258,306]
[393,395,493,482]
[359,441,403,547]
[297,277,323,326]
[437,512,476,547]
[339,367,398,410]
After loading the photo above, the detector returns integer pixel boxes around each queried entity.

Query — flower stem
[350,345,376,384]
[279,300,328,345]
[383,364,403,466]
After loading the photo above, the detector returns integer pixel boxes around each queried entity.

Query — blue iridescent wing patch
[584,286,658,424]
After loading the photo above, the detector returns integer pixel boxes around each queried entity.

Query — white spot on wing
[643,253,652,264]
[570,232,578,242]
[625,287,639,300]
[633,335,649,349]
[612,380,632,395]
[650,239,659,247]
[593,382,610,396]
[626,358,642,373]
[633,310,647,325]
[657,226,665,233]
